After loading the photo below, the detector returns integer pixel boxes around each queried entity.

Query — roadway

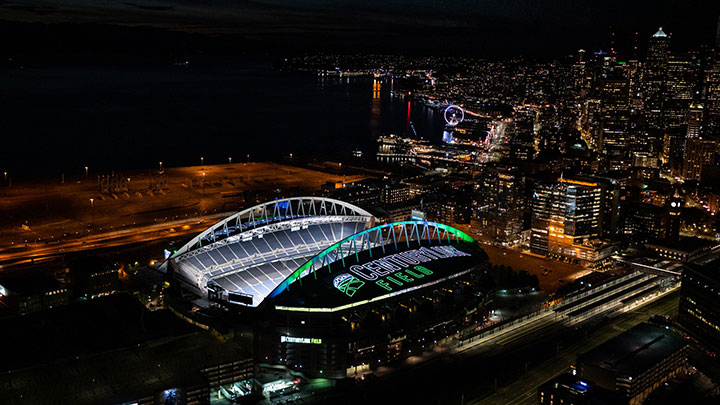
[0,212,226,267]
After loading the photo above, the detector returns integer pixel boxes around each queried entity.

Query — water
[0,56,448,177]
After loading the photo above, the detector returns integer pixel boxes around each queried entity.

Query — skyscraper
[644,28,670,138]
[664,53,699,131]
[599,65,630,152]
[686,103,704,139]
[477,167,526,244]
[681,103,716,181]
[703,54,720,137]
[682,137,716,181]
[530,177,603,261]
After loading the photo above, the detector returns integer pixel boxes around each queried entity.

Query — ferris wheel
[444,105,465,127]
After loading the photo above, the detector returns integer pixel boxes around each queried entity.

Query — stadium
[167,197,373,307]
[166,197,491,378]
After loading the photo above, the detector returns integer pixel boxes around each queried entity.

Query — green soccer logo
[333,273,365,297]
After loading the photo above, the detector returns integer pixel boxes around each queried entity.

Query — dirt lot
[0,162,365,250]
[480,244,592,293]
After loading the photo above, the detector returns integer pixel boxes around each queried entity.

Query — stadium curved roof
[169,197,373,307]
[269,221,486,312]
[269,220,473,298]
[171,197,372,257]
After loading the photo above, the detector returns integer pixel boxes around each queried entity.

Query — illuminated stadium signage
[372,265,434,292]
[333,273,365,297]
[348,246,470,281]
[281,336,323,344]
[333,245,471,293]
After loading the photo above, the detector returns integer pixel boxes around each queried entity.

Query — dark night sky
[2,0,720,57]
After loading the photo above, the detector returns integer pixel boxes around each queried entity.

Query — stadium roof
[168,197,373,307]
[170,197,372,257]
[269,221,487,312]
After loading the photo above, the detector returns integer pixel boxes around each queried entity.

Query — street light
[84,166,88,179]
[228,157,232,164]
[201,156,204,166]
[159,162,163,171]
[89,198,95,227]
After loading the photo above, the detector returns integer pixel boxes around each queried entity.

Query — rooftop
[653,27,669,38]
[685,256,720,284]
[648,237,715,254]
[0,293,199,372]
[0,270,66,295]
[539,373,625,404]
[578,323,685,378]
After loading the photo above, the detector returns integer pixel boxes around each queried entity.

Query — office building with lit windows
[664,54,699,130]
[678,257,720,352]
[530,177,613,265]
[599,65,630,152]
[643,28,670,135]
[682,137,716,182]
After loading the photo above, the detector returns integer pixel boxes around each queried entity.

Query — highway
[0,213,228,267]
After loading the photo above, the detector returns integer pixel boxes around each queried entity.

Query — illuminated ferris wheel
[444,105,465,127]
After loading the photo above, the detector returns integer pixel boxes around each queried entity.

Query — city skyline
[2,3,720,405]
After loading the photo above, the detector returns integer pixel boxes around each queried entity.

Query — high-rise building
[661,131,686,171]
[681,103,716,181]
[682,138,716,181]
[599,65,630,152]
[686,102,704,139]
[664,54,699,131]
[702,55,720,136]
[644,28,670,137]
[683,139,716,182]
[530,177,603,262]
[622,202,669,241]
[679,257,720,353]
[589,175,621,238]
[477,167,526,244]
